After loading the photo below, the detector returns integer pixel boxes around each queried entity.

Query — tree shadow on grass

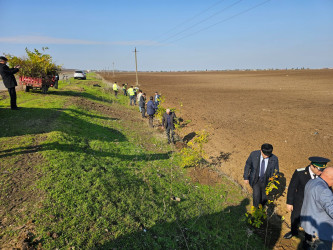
[48,90,114,104]
[0,107,123,140]
[0,142,173,161]
[97,198,275,249]
[0,107,172,162]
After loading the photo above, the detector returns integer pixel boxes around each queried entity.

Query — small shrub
[245,170,281,229]
[245,205,267,228]
[265,171,280,197]
[179,130,209,168]
[155,96,166,123]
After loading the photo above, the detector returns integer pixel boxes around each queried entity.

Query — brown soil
[101,69,333,249]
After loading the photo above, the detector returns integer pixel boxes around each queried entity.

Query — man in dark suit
[283,156,330,239]
[243,143,279,207]
[162,109,177,144]
[0,56,20,110]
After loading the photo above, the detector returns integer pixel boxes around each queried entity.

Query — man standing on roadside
[284,157,330,239]
[301,166,333,250]
[162,109,177,144]
[0,56,20,110]
[243,143,279,207]
[137,90,143,112]
[122,83,127,96]
[127,86,135,105]
[154,92,161,107]
[147,96,157,128]
[113,82,118,97]
[54,73,59,89]
[139,92,146,118]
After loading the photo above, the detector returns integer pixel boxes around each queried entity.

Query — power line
[160,0,243,43]
[159,0,227,39]
[166,0,272,44]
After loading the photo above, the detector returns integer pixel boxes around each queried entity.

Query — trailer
[19,75,56,94]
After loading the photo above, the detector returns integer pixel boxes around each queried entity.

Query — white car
[74,70,86,80]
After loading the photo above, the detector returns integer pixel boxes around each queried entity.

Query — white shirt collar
[308,167,317,179]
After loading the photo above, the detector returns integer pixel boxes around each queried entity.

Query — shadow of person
[296,217,333,250]
[183,132,196,143]
[96,198,271,249]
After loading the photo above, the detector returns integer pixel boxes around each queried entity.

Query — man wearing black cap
[0,56,20,110]
[243,143,279,207]
[283,156,330,239]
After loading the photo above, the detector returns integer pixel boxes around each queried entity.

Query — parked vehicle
[19,75,56,94]
[74,70,86,80]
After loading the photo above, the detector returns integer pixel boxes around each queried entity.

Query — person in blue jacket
[154,92,161,107]
[147,96,157,127]
[301,166,333,250]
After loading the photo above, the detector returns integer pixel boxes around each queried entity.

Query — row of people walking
[112,82,177,144]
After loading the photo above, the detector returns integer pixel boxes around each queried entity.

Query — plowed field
[102,69,333,238]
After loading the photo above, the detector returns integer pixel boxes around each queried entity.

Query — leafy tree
[5,47,61,78]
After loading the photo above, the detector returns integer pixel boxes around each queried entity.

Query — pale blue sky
[0,0,332,71]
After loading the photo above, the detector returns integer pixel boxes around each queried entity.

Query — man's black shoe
[11,107,20,110]
[283,231,296,239]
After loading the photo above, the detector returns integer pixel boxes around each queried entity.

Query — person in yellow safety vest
[127,86,136,106]
[113,82,119,97]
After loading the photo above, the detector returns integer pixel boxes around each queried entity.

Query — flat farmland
[104,69,333,215]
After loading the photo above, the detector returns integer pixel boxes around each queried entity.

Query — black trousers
[290,204,302,235]
[8,87,17,109]
[252,179,267,207]
[149,115,154,127]
[141,107,146,118]
[303,233,333,250]
[166,127,175,143]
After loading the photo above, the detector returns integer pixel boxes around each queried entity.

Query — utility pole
[113,62,115,77]
[133,47,139,86]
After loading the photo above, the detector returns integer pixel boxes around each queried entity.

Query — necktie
[260,159,265,181]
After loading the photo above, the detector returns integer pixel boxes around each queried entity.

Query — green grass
[0,73,265,249]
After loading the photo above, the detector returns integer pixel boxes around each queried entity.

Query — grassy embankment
[0,73,265,249]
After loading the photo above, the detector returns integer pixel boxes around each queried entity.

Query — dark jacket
[154,94,161,106]
[286,166,311,211]
[0,63,19,88]
[139,95,146,108]
[147,100,157,115]
[162,112,177,129]
[243,150,279,187]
